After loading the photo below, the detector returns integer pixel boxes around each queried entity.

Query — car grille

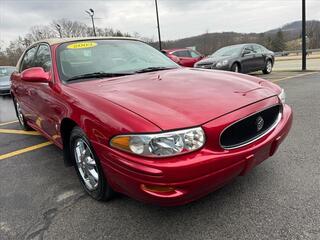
[196,63,214,69]
[220,105,282,149]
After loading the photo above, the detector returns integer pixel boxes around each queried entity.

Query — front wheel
[231,63,240,73]
[70,126,115,201]
[263,60,273,74]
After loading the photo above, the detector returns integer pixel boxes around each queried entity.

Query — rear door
[12,45,38,124]
[252,45,265,70]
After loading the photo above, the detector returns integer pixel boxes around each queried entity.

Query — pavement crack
[23,193,87,240]
[24,208,57,240]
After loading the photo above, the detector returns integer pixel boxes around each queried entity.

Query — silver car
[0,66,15,96]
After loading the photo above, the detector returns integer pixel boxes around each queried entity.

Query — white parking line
[0,120,19,126]
[272,72,318,83]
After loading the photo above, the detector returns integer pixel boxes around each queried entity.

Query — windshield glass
[57,39,179,82]
[0,67,15,77]
[211,45,243,58]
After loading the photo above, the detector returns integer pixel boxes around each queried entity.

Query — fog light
[141,184,175,193]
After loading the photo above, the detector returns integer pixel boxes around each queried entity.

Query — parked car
[11,38,292,206]
[195,44,275,74]
[0,66,15,95]
[162,48,204,67]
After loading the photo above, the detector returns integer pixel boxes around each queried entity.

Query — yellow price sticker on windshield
[67,42,97,49]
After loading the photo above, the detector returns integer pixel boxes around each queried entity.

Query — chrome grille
[220,105,282,149]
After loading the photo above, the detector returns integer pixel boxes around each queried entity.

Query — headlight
[110,127,205,157]
[216,60,229,68]
[278,89,286,105]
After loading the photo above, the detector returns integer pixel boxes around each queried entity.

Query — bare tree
[307,20,320,49]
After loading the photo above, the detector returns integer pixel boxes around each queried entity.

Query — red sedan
[162,48,204,67]
[11,38,292,206]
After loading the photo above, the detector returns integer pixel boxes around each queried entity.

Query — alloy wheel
[266,61,272,73]
[74,138,99,191]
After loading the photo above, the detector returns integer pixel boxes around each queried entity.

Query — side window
[20,46,37,72]
[34,45,52,72]
[252,45,262,54]
[243,46,254,55]
[173,50,191,58]
[172,51,182,57]
[190,50,200,58]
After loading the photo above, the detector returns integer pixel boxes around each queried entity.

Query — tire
[231,63,240,73]
[13,98,32,131]
[70,126,115,201]
[263,60,273,74]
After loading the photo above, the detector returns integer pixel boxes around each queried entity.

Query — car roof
[0,66,15,68]
[221,43,261,48]
[163,48,194,52]
[32,36,142,46]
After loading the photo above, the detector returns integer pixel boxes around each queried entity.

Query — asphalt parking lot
[0,71,320,240]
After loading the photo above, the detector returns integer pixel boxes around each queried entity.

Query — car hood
[70,68,279,130]
[0,76,10,86]
[196,56,232,65]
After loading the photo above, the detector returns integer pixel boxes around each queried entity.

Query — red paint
[11,39,292,206]
[21,67,50,83]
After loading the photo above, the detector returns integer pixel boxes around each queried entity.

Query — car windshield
[211,45,243,58]
[0,67,15,77]
[57,39,179,82]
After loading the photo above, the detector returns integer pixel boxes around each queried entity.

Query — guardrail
[275,48,320,56]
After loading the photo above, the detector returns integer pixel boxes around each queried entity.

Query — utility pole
[56,24,62,38]
[85,8,97,37]
[302,0,307,70]
[155,0,162,50]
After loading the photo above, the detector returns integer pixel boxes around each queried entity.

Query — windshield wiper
[135,67,177,73]
[66,72,133,82]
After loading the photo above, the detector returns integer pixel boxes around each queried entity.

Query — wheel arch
[60,118,78,166]
[232,61,241,71]
[266,57,274,66]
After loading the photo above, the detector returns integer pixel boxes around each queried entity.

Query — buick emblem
[255,116,264,132]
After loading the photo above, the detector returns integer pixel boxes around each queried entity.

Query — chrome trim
[220,104,282,150]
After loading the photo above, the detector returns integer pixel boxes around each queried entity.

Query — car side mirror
[21,67,50,83]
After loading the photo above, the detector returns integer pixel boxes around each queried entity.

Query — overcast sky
[1,0,320,46]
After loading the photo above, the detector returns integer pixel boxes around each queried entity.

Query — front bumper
[211,64,231,71]
[93,101,292,206]
[195,63,231,71]
[0,86,10,95]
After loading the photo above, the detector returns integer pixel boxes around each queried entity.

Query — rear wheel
[70,126,115,201]
[263,60,273,74]
[13,98,32,131]
[231,63,240,73]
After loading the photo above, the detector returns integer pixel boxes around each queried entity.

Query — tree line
[1,19,319,66]
[0,19,131,66]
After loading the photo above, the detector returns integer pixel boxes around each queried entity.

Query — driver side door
[31,44,61,138]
